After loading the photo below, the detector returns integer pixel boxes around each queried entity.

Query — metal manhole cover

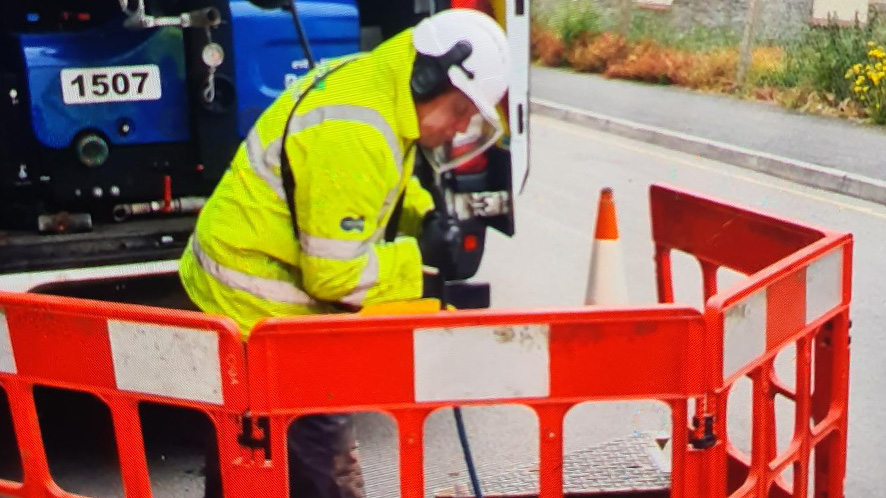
[434,432,671,498]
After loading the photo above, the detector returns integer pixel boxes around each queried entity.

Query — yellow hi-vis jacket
[179,30,435,335]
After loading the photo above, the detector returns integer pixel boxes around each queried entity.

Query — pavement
[6,117,885,498]
[530,66,886,205]
[476,116,886,498]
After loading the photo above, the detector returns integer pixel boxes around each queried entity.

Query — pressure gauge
[202,43,225,68]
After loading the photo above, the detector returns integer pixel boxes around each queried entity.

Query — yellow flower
[868,41,876,47]
[856,75,867,86]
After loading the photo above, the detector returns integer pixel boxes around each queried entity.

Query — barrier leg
[654,246,674,304]
[110,398,152,498]
[700,261,718,303]
[396,409,429,498]
[812,314,850,498]
[535,404,566,498]
[670,401,689,498]
[7,382,54,496]
[750,365,775,497]
[792,336,813,498]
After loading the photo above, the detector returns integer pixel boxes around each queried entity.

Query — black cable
[419,155,485,498]
[287,0,315,70]
[453,406,484,498]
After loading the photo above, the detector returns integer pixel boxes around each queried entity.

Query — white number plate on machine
[60,65,162,105]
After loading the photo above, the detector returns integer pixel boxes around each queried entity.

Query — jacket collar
[370,29,421,141]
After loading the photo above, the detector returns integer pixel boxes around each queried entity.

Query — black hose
[427,163,482,498]
[412,57,484,498]
[288,0,316,70]
[453,407,484,498]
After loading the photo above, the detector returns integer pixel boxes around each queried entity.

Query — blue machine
[0,0,509,288]
[0,0,359,228]
[230,0,360,136]
[21,26,192,149]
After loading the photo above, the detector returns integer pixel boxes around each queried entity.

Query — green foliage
[530,0,886,124]
[537,0,605,45]
[626,9,740,51]
[763,13,886,99]
[791,26,873,99]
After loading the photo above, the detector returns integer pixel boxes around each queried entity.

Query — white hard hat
[412,8,510,135]
[412,9,510,171]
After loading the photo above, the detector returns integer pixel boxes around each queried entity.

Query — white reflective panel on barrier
[413,324,550,402]
[723,289,767,380]
[0,311,15,374]
[108,320,223,405]
[805,249,844,325]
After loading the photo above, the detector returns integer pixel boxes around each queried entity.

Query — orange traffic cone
[585,188,629,305]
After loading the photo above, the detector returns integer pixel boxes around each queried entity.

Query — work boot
[332,434,366,498]
[288,413,366,498]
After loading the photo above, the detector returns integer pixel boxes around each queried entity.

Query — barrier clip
[690,415,717,450]
[238,412,272,460]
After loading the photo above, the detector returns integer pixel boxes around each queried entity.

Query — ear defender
[411,40,474,103]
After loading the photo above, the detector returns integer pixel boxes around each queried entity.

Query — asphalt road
[2,115,884,497]
[530,67,886,183]
[348,113,886,498]
[473,114,886,498]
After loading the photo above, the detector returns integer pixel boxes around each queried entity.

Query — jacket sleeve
[397,176,435,237]
[287,119,423,307]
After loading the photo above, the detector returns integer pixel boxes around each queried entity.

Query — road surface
[2,115,882,498]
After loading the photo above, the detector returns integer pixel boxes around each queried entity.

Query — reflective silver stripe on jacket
[285,105,403,175]
[245,105,403,202]
[340,250,379,307]
[298,234,379,307]
[190,235,316,306]
[299,234,371,261]
[246,102,410,246]
[245,129,286,199]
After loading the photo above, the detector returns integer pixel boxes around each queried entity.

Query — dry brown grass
[604,41,691,84]
[674,48,738,90]
[529,20,545,61]
[604,45,784,92]
[534,28,566,67]
[566,32,629,73]
[528,24,869,122]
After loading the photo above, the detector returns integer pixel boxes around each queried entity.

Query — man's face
[415,89,479,149]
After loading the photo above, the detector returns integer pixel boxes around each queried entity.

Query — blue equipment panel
[230,0,360,137]
[19,24,190,149]
[18,1,360,150]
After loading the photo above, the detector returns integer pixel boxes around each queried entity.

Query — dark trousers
[204,413,365,498]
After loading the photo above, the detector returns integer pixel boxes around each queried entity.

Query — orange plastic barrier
[247,307,708,498]
[0,184,852,498]
[0,292,250,498]
[651,185,852,498]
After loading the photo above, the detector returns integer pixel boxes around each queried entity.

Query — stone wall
[672,0,813,39]
[533,0,820,41]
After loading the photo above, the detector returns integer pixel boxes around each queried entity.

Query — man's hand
[418,211,462,279]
